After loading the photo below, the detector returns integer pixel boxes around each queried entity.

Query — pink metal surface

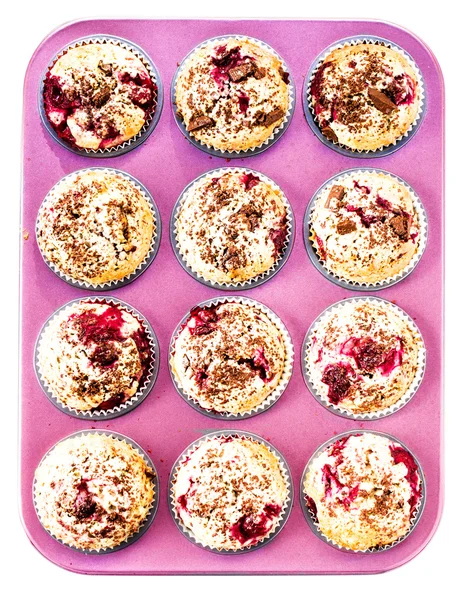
[20,19,444,574]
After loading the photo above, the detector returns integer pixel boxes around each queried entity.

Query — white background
[2,1,457,597]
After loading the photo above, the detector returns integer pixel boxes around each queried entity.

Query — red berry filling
[74,480,97,520]
[388,73,416,106]
[346,205,378,228]
[229,504,281,544]
[210,46,252,88]
[238,348,272,382]
[315,234,327,261]
[269,222,288,258]
[187,306,219,336]
[321,363,354,404]
[305,495,318,519]
[240,172,260,191]
[340,336,404,376]
[378,339,404,376]
[194,368,209,389]
[353,181,371,195]
[310,61,332,101]
[238,91,250,114]
[389,445,421,511]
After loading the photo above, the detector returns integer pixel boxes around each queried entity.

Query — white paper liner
[306,37,426,154]
[173,35,295,156]
[302,297,426,420]
[40,35,161,155]
[169,296,294,419]
[305,168,428,290]
[33,429,158,554]
[36,167,160,290]
[300,430,426,553]
[168,430,293,553]
[35,296,159,420]
[171,167,294,290]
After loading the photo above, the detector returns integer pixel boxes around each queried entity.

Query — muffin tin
[20,19,443,575]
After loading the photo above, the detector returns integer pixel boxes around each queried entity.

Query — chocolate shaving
[368,87,397,114]
[337,219,357,235]
[187,115,215,132]
[228,62,255,82]
[389,214,411,241]
[322,126,338,143]
[325,185,345,208]
[98,61,113,76]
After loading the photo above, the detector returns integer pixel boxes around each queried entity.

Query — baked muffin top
[175,38,291,152]
[304,432,422,551]
[310,171,421,284]
[175,169,288,284]
[171,301,286,415]
[37,170,155,286]
[307,299,421,414]
[38,301,152,413]
[310,43,420,151]
[172,436,288,550]
[43,42,156,150]
[34,433,155,552]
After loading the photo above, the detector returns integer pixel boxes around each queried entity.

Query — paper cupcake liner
[39,35,163,157]
[302,296,426,421]
[35,296,159,420]
[169,296,294,420]
[171,35,295,158]
[303,168,428,291]
[33,429,159,554]
[36,167,162,291]
[300,429,426,554]
[303,36,426,157]
[171,167,294,290]
[168,430,293,553]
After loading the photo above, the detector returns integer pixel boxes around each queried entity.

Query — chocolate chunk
[278,68,290,84]
[368,87,397,114]
[253,67,266,80]
[92,86,111,108]
[264,108,285,127]
[228,62,255,82]
[337,219,357,235]
[325,185,346,208]
[98,61,113,76]
[322,126,338,143]
[187,115,215,132]
[389,214,411,241]
[254,110,266,125]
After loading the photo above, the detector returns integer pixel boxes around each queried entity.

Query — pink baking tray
[20,18,444,575]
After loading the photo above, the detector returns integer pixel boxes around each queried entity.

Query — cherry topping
[353,181,371,195]
[321,363,353,404]
[388,73,416,106]
[389,445,420,511]
[238,91,250,114]
[240,172,260,191]
[188,306,219,336]
[70,306,126,346]
[341,337,384,371]
[269,224,288,257]
[238,348,272,382]
[229,504,280,544]
[346,205,378,228]
[74,480,97,520]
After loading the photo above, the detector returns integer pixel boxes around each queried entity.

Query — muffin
[171,301,287,415]
[303,432,423,551]
[43,41,156,150]
[310,42,421,151]
[306,299,422,415]
[175,37,291,152]
[309,171,423,285]
[175,169,289,285]
[34,432,155,552]
[171,435,289,550]
[37,170,155,286]
[37,300,153,413]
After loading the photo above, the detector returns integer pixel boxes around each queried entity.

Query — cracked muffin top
[34,433,155,551]
[37,170,155,286]
[43,42,156,150]
[310,43,421,151]
[307,299,422,414]
[304,432,422,551]
[171,301,286,415]
[38,300,152,413]
[175,38,291,152]
[172,436,288,550]
[309,171,421,284]
[175,169,288,284]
